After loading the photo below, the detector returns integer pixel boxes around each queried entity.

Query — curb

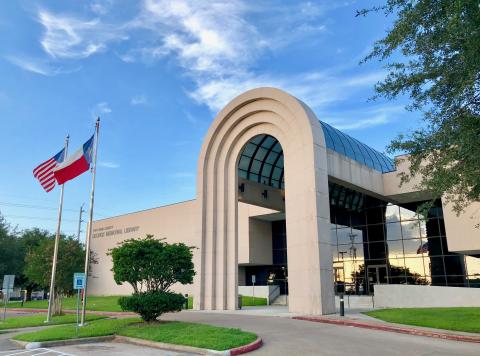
[293,316,480,344]
[22,335,115,349]
[13,334,262,355]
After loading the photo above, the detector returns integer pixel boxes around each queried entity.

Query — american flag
[33,149,65,192]
[417,242,428,254]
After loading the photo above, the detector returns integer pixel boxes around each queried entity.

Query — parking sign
[73,273,86,290]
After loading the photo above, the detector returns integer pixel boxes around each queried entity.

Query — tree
[24,235,85,315]
[109,235,195,321]
[0,213,23,284]
[17,229,52,300]
[359,1,480,214]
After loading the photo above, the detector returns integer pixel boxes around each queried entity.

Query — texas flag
[54,135,94,185]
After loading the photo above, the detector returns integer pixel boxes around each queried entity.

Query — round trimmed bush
[119,291,186,322]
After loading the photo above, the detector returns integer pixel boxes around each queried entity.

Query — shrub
[119,291,186,322]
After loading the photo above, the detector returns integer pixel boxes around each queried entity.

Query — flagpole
[46,135,69,323]
[80,118,100,326]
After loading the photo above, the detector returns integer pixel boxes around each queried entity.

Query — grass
[9,295,266,311]
[119,321,257,351]
[8,295,124,312]
[14,317,141,342]
[241,296,268,306]
[14,318,257,351]
[0,314,106,330]
[365,307,480,333]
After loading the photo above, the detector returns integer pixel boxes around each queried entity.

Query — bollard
[339,293,345,317]
[184,294,189,309]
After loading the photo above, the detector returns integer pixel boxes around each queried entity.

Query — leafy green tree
[0,213,23,284]
[24,236,85,315]
[17,229,52,300]
[109,235,195,321]
[359,1,480,213]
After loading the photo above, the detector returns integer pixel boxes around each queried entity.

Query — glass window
[465,256,480,277]
[404,257,426,278]
[402,238,424,257]
[402,220,422,239]
[254,147,268,162]
[250,159,262,175]
[400,207,417,221]
[385,204,400,223]
[386,222,402,240]
[387,240,404,257]
[238,156,250,171]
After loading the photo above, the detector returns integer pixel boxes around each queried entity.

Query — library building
[90,88,480,315]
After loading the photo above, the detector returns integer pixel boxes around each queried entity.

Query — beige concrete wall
[89,199,276,297]
[443,201,480,254]
[327,150,384,197]
[374,284,480,308]
[89,200,199,296]
[238,202,275,264]
[249,218,273,265]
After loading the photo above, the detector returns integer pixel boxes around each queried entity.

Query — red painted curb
[293,316,480,344]
[230,337,263,355]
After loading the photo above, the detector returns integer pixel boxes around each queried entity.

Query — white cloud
[323,105,405,130]
[98,161,120,168]
[92,101,112,118]
[130,94,147,105]
[90,0,114,15]
[38,9,124,59]
[99,161,119,168]
[5,56,79,76]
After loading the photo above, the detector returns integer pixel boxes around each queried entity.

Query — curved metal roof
[237,122,395,189]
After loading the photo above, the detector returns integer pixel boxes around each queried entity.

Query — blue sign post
[73,273,85,330]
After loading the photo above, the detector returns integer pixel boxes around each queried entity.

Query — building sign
[93,225,140,238]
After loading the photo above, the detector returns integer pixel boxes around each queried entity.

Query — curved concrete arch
[194,87,335,314]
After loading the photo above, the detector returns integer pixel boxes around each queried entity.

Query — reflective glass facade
[237,134,284,189]
[330,184,480,294]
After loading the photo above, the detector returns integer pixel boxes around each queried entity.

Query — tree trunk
[26,287,32,302]
[52,292,63,316]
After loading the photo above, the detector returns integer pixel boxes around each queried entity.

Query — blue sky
[0,0,419,239]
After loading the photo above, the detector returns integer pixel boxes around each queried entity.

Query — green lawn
[14,318,257,351]
[241,296,268,306]
[14,317,141,342]
[0,314,105,330]
[365,307,480,333]
[119,321,257,351]
[8,296,124,312]
[9,295,266,312]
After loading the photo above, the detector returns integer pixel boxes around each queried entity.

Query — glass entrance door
[367,264,388,294]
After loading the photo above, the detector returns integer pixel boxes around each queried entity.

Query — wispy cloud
[130,94,147,105]
[38,9,125,59]
[5,56,79,76]
[323,105,405,130]
[99,160,119,168]
[90,0,114,15]
[91,101,112,118]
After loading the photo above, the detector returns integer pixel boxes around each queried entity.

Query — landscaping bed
[365,307,480,334]
[13,318,258,351]
[0,314,105,330]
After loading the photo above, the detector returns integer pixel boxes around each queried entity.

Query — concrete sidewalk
[160,310,480,355]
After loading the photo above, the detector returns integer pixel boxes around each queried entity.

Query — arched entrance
[194,87,335,314]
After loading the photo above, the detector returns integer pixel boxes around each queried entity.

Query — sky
[0,0,420,240]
